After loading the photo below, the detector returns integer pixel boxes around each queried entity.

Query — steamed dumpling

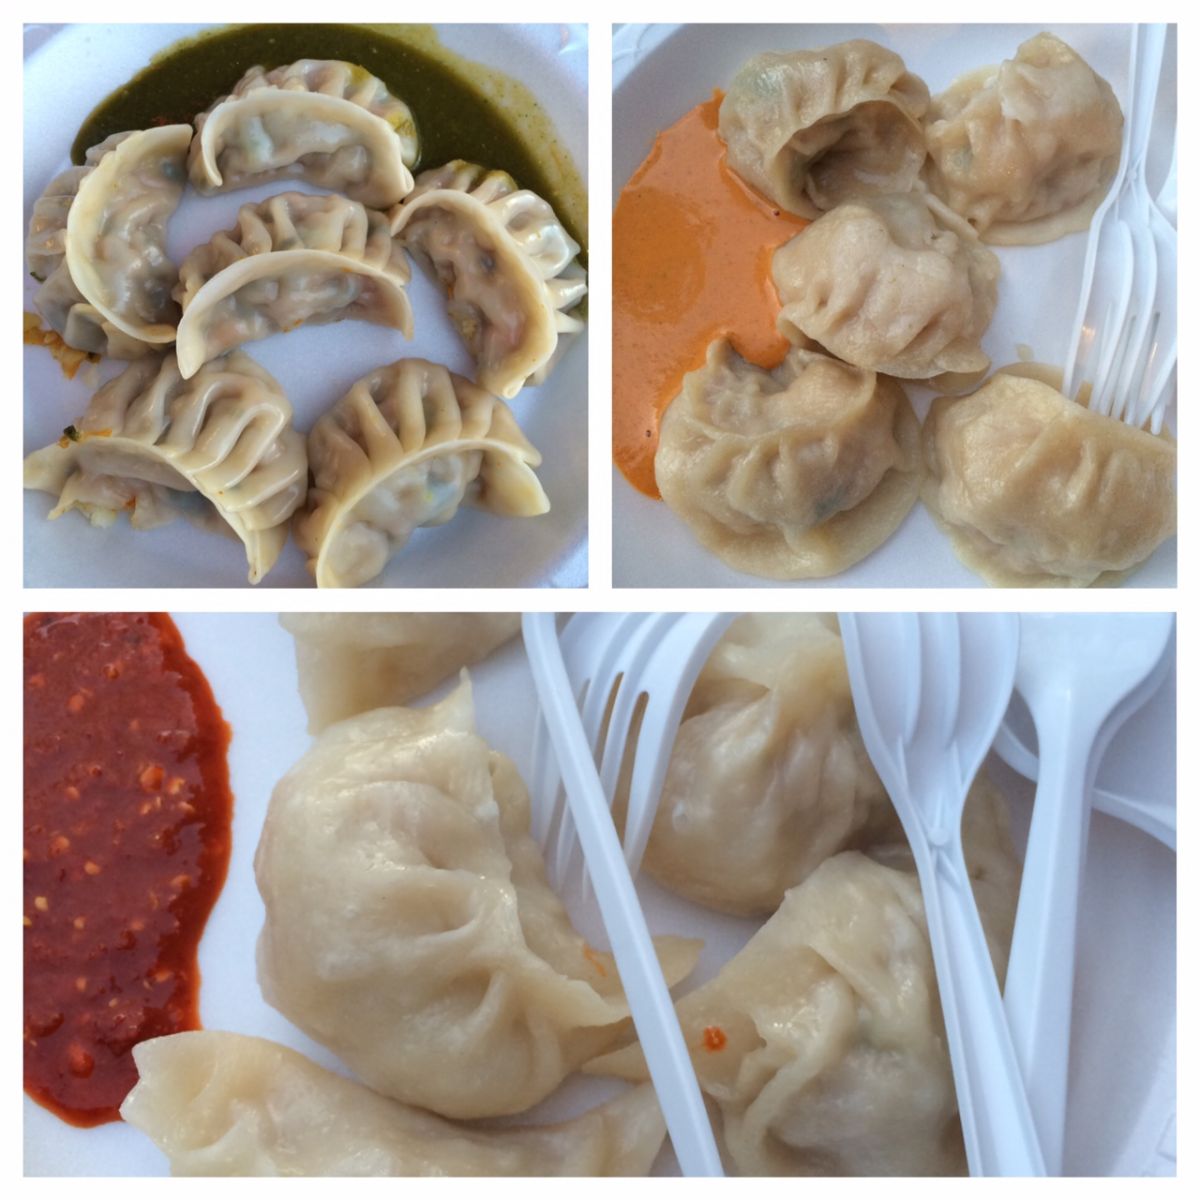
[922,371,1176,586]
[590,777,1021,1177]
[279,612,520,732]
[923,33,1123,244]
[174,191,413,378]
[294,358,549,587]
[189,59,417,208]
[23,351,306,583]
[655,339,922,579]
[772,191,999,382]
[121,1032,666,1176]
[390,161,587,399]
[719,41,930,219]
[27,126,190,357]
[619,614,899,916]
[254,677,701,1120]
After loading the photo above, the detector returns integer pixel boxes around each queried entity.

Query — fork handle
[917,839,1046,1176]
[1003,705,1106,1174]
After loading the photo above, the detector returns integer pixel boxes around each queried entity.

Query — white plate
[611,24,1177,589]
[23,24,588,589]
[23,613,1176,1176]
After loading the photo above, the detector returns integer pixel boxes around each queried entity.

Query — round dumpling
[772,191,1000,382]
[922,370,1176,586]
[589,776,1021,1177]
[718,40,930,219]
[254,676,700,1120]
[618,614,900,916]
[923,33,1123,245]
[655,339,922,579]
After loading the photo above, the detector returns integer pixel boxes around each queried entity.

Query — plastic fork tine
[529,713,559,845]
[622,615,736,875]
[587,615,677,761]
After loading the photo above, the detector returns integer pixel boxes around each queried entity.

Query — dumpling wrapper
[27,126,190,357]
[618,614,900,916]
[589,776,1021,1177]
[121,1032,666,1176]
[189,59,417,207]
[923,32,1123,245]
[718,40,930,219]
[390,161,586,399]
[279,612,520,732]
[773,190,999,383]
[922,371,1176,586]
[23,351,306,584]
[655,339,922,579]
[174,191,412,379]
[255,676,701,1120]
[294,357,548,588]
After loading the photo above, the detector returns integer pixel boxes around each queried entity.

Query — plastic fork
[839,612,1045,1177]
[1063,25,1175,433]
[1101,25,1173,431]
[1002,612,1176,1175]
[521,612,725,1178]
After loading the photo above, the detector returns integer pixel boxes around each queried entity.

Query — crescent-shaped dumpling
[189,59,417,208]
[23,351,306,583]
[28,126,190,357]
[295,357,549,588]
[390,161,586,399]
[173,191,413,379]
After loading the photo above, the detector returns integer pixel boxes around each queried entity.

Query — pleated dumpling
[295,358,549,588]
[254,678,701,1119]
[189,59,417,208]
[923,33,1123,244]
[23,351,306,584]
[655,340,922,579]
[922,371,1176,586]
[174,192,413,378]
[772,191,1000,383]
[618,614,899,916]
[26,125,191,357]
[121,1032,667,1177]
[590,778,1021,1177]
[390,161,587,399]
[718,41,930,219]
[279,612,520,732]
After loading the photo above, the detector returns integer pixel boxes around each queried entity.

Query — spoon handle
[1003,707,1103,1174]
[917,837,1046,1176]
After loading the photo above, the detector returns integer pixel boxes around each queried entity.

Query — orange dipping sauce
[613,93,808,497]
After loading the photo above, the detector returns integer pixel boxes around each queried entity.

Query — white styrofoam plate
[23,24,588,588]
[611,24,1177,589]
[23,613,1176,1176]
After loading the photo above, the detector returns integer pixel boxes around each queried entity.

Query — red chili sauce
[23,612,233,1127]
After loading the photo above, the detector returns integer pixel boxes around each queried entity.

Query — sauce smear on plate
[612,93,808,496]
[23,613,233,1127]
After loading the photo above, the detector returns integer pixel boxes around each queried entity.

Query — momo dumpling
[254,678,701,1119]
[121,1032,666,1177]
[174,191,412,378]
[620,614,899,916]
[189,59,417,208]
[655,340,921,579]
[24,351,306,584]
[923,33,1123,244]
[718,41,930,219]
[922,371,1177,586]
[295,358,549,588]
[590,778,1020,1177]
[280,612,521,731]
[26,125,190,357]
[773,191,1000,383]
[390,161,587,399]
